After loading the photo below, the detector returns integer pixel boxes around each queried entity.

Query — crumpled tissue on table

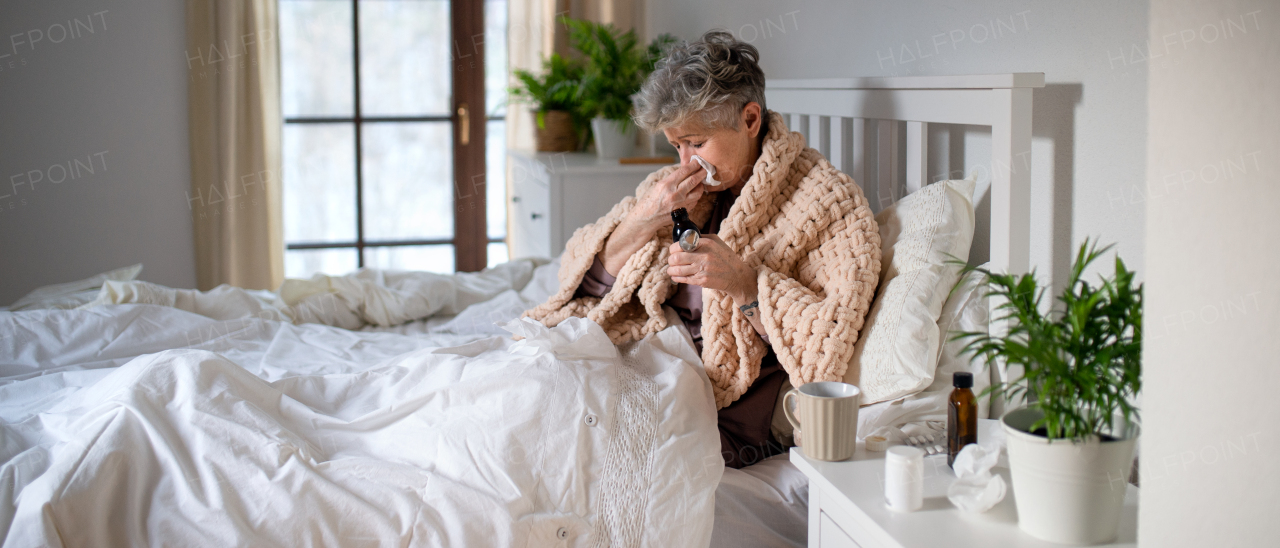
[947,428,1008,513]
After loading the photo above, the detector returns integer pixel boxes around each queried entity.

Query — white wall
[1141,1,1277,545]
[0,0,195,305]
[647,0,1148,289]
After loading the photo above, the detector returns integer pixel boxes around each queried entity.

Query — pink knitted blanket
[525,112,881,408]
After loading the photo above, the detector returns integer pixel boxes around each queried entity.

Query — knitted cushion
[845,179,976,405]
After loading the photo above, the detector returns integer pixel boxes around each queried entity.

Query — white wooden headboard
[764,73,1045,275]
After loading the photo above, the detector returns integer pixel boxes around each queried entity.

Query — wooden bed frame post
[987,87,1033,418]
[989,87,1033,277]
[905,121,928,194]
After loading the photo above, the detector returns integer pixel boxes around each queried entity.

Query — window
[279,0,508,278]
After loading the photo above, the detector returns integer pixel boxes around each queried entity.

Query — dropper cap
[953,372,973,388]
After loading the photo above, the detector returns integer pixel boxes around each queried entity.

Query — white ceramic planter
[1002,407,1138,545]
[591,117,636,159]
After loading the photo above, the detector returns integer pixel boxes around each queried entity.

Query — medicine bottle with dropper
[947,371,977,468]
[671,208,700,251]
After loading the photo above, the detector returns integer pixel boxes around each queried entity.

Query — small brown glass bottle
[671,208,700,251]
[947,372,977,468]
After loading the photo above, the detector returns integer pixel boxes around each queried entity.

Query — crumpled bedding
[71,259,549,331]
[4,264,144,312]
[0,261,725,547]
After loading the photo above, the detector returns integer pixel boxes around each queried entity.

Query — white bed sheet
[0,260,726,547]
[711,454,808,548]
[359,257,562,339]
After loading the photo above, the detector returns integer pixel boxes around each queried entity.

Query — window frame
[281,0,503,272]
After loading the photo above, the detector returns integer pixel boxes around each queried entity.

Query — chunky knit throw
[525,112,882,408]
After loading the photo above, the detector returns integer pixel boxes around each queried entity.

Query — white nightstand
[791,420,1139,548]
[507,151,663,259]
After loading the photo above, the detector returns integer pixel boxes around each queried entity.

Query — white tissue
[690,155,724,187]
[946,436,1008,513]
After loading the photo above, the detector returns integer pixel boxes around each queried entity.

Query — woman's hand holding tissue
[630,161,708,227]
[598,162,707,276]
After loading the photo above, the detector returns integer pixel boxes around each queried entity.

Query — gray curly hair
[633,30,767,133]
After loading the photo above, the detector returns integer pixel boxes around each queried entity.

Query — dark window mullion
[288,239,456,250]
[287,237,497,251]
[351,0,365,268]
[287,242,359,251]
[285,115,452,124]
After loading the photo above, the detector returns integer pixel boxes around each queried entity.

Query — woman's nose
[679,150,694,165]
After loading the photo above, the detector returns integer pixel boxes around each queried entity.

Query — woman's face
[663,102,764,193]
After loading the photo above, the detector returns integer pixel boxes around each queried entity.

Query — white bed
[1,260,727,547]
[0,72,1042,548]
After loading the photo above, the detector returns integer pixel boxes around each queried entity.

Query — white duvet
[0,264,724,547]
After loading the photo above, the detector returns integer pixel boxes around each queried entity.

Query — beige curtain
[506,0,551,154]
[186,0,284,291]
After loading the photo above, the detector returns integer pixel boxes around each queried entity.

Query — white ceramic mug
[783,382,861,461]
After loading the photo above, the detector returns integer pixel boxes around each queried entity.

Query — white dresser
[792,420,1139,548]
[507,151,663,259]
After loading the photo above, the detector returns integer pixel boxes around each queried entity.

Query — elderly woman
[525,31,881,468]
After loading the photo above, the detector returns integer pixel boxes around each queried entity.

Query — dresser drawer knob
[511,196,520,203]
[531,213,543,220]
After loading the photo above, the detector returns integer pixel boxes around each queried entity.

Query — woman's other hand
[631,162,707,229]
[667,235,758,304]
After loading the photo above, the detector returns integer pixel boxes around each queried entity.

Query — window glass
[361,122,454,240]
[358,0,451,116]
[486,119,506,239]
[283,123,357,242]
[484,0,508,117]
[487,242,508,268]
[280,1,354,117]
[364,244,455,274]
[285,248,358,278]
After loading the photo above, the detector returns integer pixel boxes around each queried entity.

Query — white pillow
[931,265,992,418]
[8,264,143,311]
[845,179,976,405]
[855,266,994,435]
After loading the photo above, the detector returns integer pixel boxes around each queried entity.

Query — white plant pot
[591,117,636,159]
[1002,407,1138,545]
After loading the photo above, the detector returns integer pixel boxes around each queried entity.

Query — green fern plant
[564,18,676,124]
[509,53,585,129]
[952,239,1143,442]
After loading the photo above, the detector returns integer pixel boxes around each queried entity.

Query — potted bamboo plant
[954,239,1142,545]
[564,18,675,158]
[510,53,585,152]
